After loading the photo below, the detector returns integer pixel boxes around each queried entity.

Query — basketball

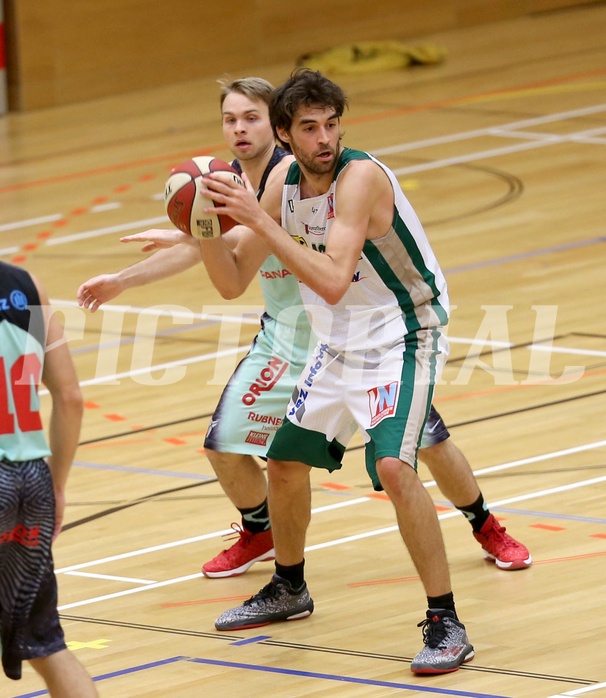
[164,156,244,239]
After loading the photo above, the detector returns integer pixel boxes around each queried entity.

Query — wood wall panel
[4,0,605,111]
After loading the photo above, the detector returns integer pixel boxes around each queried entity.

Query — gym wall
[4,0,602,111]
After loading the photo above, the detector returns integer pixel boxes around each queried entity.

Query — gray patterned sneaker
[215,575,314,631]
[411,610,474,674]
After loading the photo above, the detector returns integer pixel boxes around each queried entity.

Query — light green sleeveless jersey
[257,254,306,328]
[0,264,50,462]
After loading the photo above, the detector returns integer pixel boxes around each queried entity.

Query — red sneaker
[473,514,532,570]
[202,524,274,578]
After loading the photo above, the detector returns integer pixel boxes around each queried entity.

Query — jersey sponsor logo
[327,193,335,220]
[10,290,28,310]
[304,223,325,237]
[289,343,329,421]
[368,381,400,427]
[242,357,289,406]
[245,430,269,446]
[288,387,308,422]
[351,270,367,283]
[291,236,327,253]
[247,412,283,427]
[0,290,28,312]
[0,524,40,547]
[259,269,292,280]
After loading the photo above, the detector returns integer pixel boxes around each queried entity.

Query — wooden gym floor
[1,4,605,697]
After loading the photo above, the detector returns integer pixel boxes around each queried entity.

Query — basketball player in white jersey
[188,69,476,674]
[80,79,530,587]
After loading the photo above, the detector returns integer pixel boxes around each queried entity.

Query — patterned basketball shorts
[0,458,66,680]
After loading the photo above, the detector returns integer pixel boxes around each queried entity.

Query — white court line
[40,298,263,394]
[45,217,168,245]
[66,571,157,584]
[393,138,560,175]
[547,682,606,697]
[39,344,251,395]
[91,202,122,213]
[416,335,605,358]
[528,345,606,358]
[305,473,606,552]
[56,498,371,576]
[0,213,63,233]
[52,298,263,325]
[56,439,606,610]
[36,300,601,396]
[2,102,603,254]
[75,345,249,387]
[59,574,203,610]
[371,103,606,156]
[462,439,606,478]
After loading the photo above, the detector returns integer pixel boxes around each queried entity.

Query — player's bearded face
[286,107,342,175]
[290,137,341,175]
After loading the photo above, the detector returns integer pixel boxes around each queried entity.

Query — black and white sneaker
[215,574,314,631]
[411,610,474,674]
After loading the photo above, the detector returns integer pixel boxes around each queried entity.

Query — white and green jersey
[280,147,449,352]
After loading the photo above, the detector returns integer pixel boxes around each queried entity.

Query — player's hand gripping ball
[164,156,244,239]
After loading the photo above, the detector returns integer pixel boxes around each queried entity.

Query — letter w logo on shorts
[368,381,400,427]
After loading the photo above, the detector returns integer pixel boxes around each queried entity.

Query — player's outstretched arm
[122,222,270,301]
[78,230,201,312]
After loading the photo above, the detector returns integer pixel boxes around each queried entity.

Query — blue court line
[12,654,512,698]
[487,506,606,526]
[444,235,606,275]
[13,656,187,697]
[433,501,606,526]
[185,657,510,697]
[70,319,224,356]
[73,460,214,481]
[230,635,272,646]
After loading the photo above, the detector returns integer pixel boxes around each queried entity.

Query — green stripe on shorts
[267,419,346,472]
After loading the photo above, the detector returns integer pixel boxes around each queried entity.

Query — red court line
[532,550,606,565]
[320,482,350,491]
[349,549,606,586]
[347,66,606,125]
[434,364,606,406]
[2,67,604,196]
[530,523,565,531]
[0,146,219,195]
[348,575,420,587]
[161,595,250,608]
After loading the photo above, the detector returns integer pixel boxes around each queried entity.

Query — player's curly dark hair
[270,69,348,151]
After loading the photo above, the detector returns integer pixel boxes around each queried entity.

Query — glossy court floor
[1,4,606,697]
